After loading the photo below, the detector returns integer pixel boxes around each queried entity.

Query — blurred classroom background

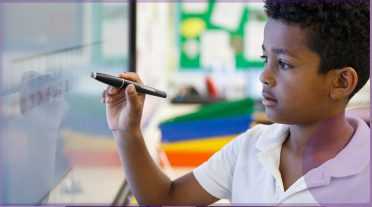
[1,1,368,206]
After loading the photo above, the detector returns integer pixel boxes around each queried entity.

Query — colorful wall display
[178,2,267,70]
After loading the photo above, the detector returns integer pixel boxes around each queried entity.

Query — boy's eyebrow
[262,44,299,59]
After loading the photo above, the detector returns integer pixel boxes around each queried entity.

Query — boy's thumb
[125,84,139,108]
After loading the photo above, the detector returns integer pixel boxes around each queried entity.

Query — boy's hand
[100,72,218,205]
[102,72,145,135]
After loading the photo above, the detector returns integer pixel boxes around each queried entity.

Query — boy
[101,1,370,205]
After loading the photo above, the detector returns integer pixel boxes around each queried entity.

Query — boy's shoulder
[347,116,370,137]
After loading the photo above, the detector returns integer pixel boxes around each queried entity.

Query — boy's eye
[260,55,268,64]
[278,59,292,70]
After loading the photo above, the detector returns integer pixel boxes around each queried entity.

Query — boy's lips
[262,91,278,106]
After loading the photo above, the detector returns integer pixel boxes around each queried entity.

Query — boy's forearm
[112,130,173,205]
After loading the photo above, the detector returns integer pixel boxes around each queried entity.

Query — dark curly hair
[264,1,370,99]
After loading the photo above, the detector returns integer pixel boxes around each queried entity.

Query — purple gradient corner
[369,0,372,204]
[0,1,3,205]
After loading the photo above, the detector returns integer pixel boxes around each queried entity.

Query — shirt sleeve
[192,132,247,200]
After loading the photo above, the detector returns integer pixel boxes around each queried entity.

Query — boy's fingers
[119,72,143,85]
[102,88,118,104]
[101,73,144,104]
[108,86,120,95]
[125,84,141,110]
[101,90,107,104]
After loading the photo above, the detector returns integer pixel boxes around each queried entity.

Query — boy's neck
[285,112,355,172]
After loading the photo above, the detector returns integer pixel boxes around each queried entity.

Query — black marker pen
[91,72,167,98]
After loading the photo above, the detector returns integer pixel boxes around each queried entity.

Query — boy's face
[261,19,335,125]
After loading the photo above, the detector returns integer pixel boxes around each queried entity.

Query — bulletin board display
[178,2,267,70]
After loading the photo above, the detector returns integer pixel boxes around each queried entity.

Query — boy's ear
[329,67,358,100]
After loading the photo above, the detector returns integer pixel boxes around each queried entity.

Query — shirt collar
[255,117,370,188]
[327,117,370,177]
[305,117,370,188]
[255,123,289,152]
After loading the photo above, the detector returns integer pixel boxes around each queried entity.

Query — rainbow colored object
[158,98,255,167]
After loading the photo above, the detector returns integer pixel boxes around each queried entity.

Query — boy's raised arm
[102,72,218,205]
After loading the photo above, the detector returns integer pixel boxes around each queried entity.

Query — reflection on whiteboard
[102,19,128,58]
[2,71,67,204]
[1,2,129,205]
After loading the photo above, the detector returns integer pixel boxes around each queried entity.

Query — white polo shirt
[193,117,370,205]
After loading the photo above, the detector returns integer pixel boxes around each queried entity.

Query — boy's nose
[259,67,275,87]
